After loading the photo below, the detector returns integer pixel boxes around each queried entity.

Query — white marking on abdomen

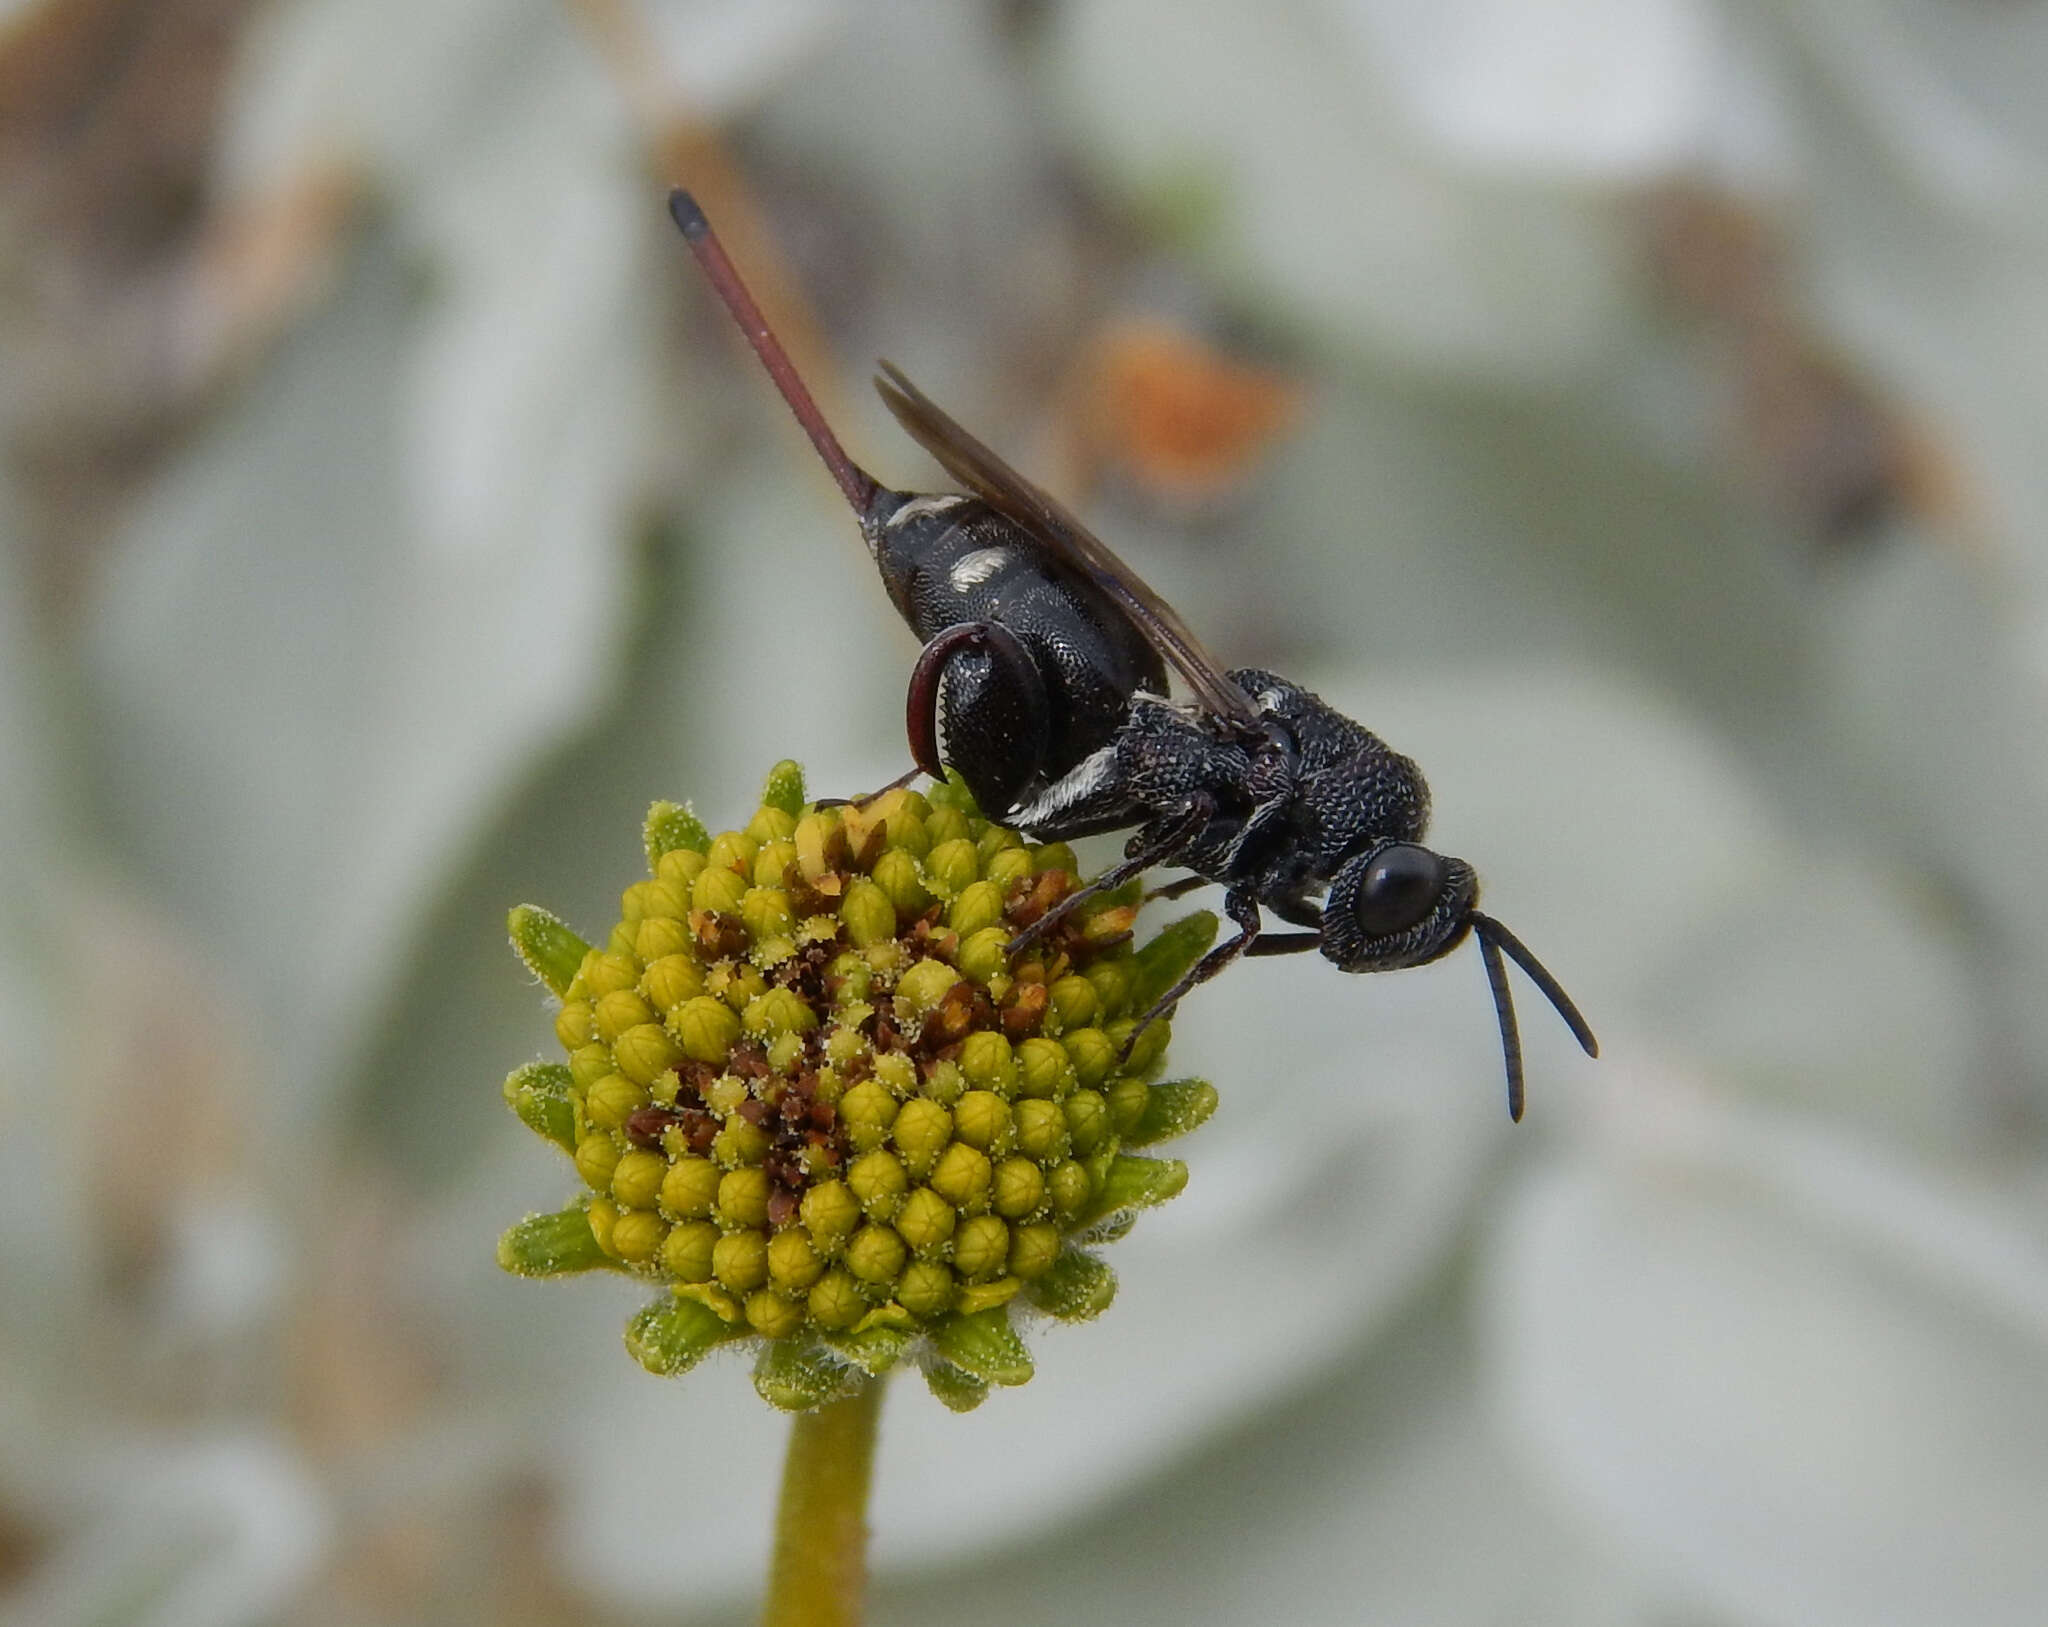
[891,494,970,525]
[948,546,1013,593]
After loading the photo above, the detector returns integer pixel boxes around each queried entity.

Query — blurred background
[5,1,2048,1623]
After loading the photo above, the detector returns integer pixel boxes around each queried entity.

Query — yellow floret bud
[983,847,1033,892]
[568,1043,612,1089]
[586,1198,619,1255]
[622,878,689,923]
[1032,842,1078,875]
[766,1229,824,1293]
[1064,1090,1111,1155]
[838,1080,899,1152]
[585,1072,649,1131]
[752,840,797,888]
[594,989,655,1042]
[1013,1097,1070,1161]
[742,986,816,1041]
[807,1269,867,1330]
[717,1167,771,1229]
[610,1148,667,1211]
[828,951,873,1003]
[656,847,707,890]
[554,1000,596,1050]
[712,1119,772,1168]
[928,1141,993,1214]
[871,1052,917,1096]
[742,886,795,944]
[1047,1160,1092,1219]
[1009,1221,1062,1280]
[574,1133,622,1192]
[610,1210,667,1262]
[670,996,741,1063]
[713,1230,769,1293]
[952,1214,1010,1281]
[923,1059,966,1106]
[614,1023,682,1086]
[845,1224,907,1285]
[747,802,798,843]
[713,962,768,1011]
[800,1180,861,1252]
[894,1187,958,1255]
[823,1023,871,1070]
[840,878,897,948]
[925,803,971,844]
[891,1098,953,1176]
[1107,1074,1150,1136]
[948,880,1007,938]
[705,831,759,875]
[635,915,694,965]
[925,837,979,897]
[992,1157,1046,1218]
[660,1221,718,1282]
[641,954,705,1015]
[659,1157,720,1219]
[746,1289,804,1339]
[956,926,1011,985]
[1063,1028,1117,1088]
[896,1260,956,1318]
[1047,974,1098,1029]
[952,1089,1012,1152]
[1084,959,1132,1017]
[869,849,930,917]
[894,958,961,1017]
[582,952,642,999]
[959,1032,1017,1096]
[1016,1036,1072,1100]
[848,1149,909,1220]
[692,863,749,916]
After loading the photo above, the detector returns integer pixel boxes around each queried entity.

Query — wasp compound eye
[1352,844,1446,938]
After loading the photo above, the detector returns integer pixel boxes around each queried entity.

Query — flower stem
[761,1378,885,1627]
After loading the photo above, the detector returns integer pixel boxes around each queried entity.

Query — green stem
[761,1379,885,1627]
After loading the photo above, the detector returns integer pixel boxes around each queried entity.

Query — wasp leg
[812,764,926,812]
[1244,930,1324,954]
[1143,875,1210,904]
[1120,888,1286,1054]
[1005,797,1213,962]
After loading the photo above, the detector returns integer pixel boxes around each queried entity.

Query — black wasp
[669,190,1596,1119]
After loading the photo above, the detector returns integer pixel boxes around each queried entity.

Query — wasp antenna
[665,188,879,517]
[1474,923,1525,1122]
[1471,912,1598,1061]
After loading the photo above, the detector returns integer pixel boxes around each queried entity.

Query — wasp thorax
[499,762,1220,1412]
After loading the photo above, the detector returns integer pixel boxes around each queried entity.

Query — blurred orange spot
[1073,320,1303,502]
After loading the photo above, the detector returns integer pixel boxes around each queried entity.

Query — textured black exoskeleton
[669,190,1596,1118]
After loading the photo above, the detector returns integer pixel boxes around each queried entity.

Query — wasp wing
[874,361,1262,729]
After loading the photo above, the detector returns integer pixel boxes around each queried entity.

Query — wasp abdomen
[865,490,1167,815]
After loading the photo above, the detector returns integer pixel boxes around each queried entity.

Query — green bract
[500,762,1219,1412]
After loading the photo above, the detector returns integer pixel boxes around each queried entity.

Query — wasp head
[1319,840,1596,1121]
[1319,840,1476,973]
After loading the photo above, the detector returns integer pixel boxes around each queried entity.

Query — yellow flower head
[499,763,1218,1412]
